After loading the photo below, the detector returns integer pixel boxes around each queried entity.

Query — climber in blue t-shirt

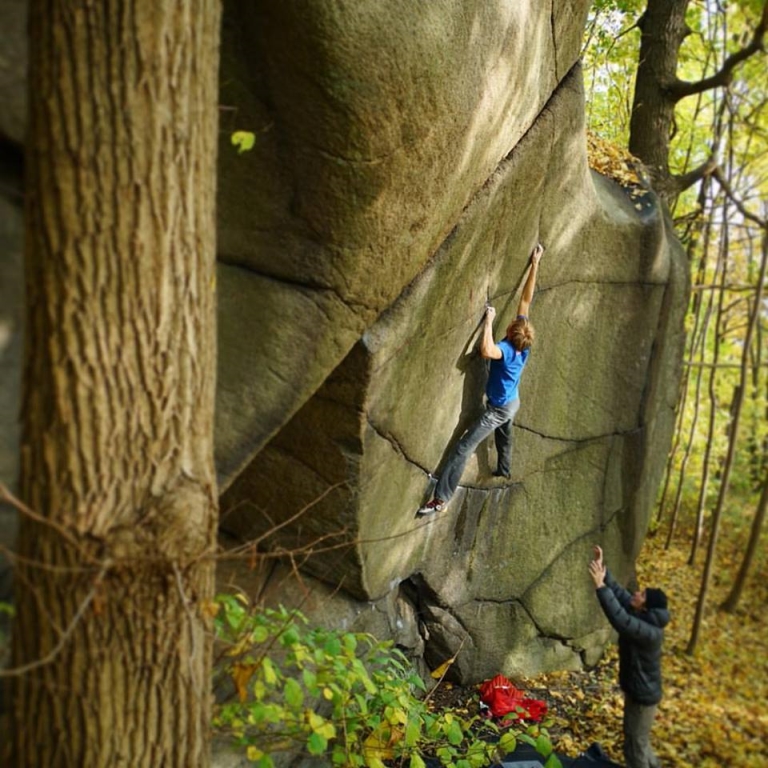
[418,243,543,516]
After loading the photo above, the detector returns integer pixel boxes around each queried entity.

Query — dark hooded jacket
[596,570,670,706]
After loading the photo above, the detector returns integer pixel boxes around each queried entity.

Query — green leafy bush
[212,593,559,768]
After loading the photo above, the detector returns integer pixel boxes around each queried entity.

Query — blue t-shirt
[486,339,530,406]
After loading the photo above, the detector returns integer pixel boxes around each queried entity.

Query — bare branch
[0,543,98,574]
[712,167,768,227]
[668,156,719,196]
[0,483,98,564]
[0,564,109,677]
[220,482,347,547]
[691,283,762,292]
[684,361,768,369]
[669,4,768,100]
[422,635,469,706]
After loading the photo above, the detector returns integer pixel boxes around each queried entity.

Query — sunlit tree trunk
[655,379,686,526]
[661,188,715,542]
[720,232,768,613]
[666,340,707,549]
[689,212,728,566]
[721,471,768,613]
[688,213,767,653]
[746,241,767,487]
[9,2,222,766]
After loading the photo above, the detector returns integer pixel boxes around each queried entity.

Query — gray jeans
[623,696,661,768]
[435,399,520,502]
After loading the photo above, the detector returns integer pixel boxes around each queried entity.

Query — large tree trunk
[9,2,221,766]
[628,0,690,196]
[629,0,767,201]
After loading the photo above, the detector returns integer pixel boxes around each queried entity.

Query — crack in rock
[367,415,642,478]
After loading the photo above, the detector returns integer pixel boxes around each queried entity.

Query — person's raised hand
[593,544,604,567]
[588,559,606,589]
[485,305,496,321]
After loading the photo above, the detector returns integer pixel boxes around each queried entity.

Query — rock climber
[417,243,543,516]
[588,545,670,768]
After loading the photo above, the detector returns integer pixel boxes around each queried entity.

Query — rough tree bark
[628,0,692,196]
[629,0,768,201]
[8,2,222,766]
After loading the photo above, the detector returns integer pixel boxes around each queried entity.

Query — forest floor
[430,515,768,767]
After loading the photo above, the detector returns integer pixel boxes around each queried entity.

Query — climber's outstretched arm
[479,306,502,360]
[517,243,544,317]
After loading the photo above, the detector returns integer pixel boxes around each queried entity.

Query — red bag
[479,674,548,722]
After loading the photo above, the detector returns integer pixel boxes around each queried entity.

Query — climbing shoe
[417,498,445,516]
[492,469,510,479]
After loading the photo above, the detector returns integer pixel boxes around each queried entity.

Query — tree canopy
[584,0,768,655]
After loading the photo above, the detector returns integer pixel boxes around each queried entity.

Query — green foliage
[584,1,768,209]
[585,1,768,523]
[212,593,557,767]
[581,1,642,144]
[231,131,256,154]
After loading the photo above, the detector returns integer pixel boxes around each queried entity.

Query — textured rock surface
[221,67,688,680]
[0,0,689,685]
[214,0,592,484]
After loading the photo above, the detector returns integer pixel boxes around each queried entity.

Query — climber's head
[506,316,534,352]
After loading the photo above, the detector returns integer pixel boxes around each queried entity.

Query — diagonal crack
[367,415,642,484]
[550,0,559,81]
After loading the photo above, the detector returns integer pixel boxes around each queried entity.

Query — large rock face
[214,0,592,484]
[0,0,687,684]
[216,4,688,681]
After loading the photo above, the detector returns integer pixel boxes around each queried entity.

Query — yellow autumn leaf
[232,663,257,703]
[200,600,220,619]
[430,658,456,679]
[364,728,394,762]
[246,745,264,761]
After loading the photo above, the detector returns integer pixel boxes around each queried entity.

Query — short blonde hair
[506,317,535,352]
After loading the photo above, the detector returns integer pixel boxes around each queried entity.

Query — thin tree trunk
[655,381,686,526]
[747,239,767,486]
[720,231,768,613]
[669,43,717,221]
[661,183,715,538]
[688,209,767,654]
[9,2,222,766]
[721,471,768,612]
[689,208,729,566]
[666,328,708,548]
